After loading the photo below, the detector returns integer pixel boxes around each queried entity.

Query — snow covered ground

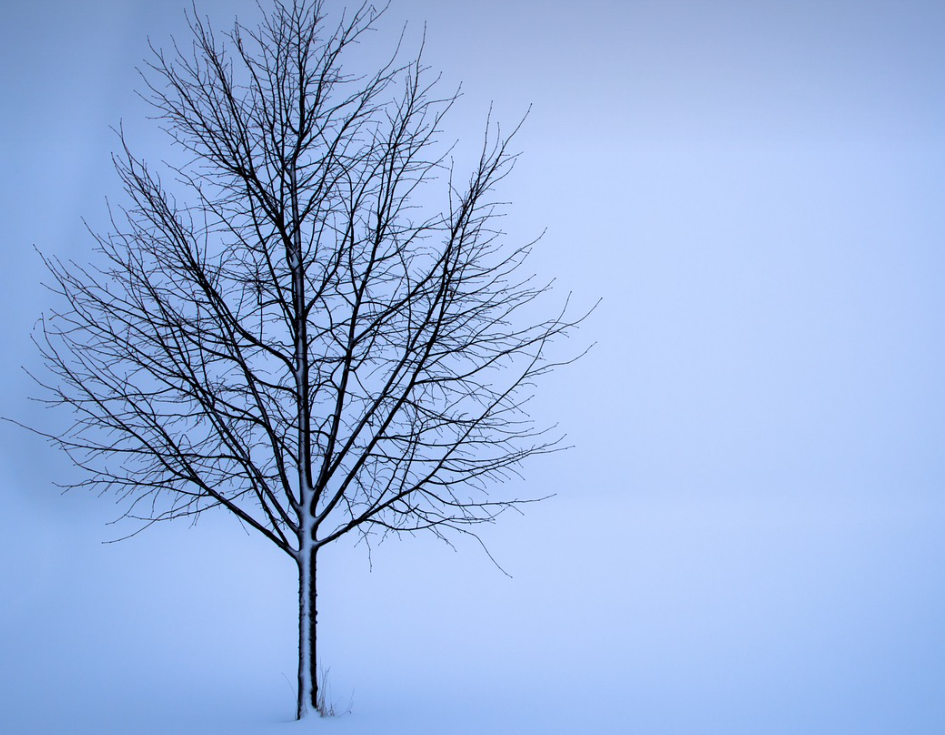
[3,477,945,734]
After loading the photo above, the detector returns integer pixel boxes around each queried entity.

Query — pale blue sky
[2,1,944,733]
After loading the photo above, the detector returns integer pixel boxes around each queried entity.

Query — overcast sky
[2,2,945,733]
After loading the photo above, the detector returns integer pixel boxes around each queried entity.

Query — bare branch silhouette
[26,0,590,718]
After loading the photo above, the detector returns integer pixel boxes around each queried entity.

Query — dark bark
[297,545,318,718]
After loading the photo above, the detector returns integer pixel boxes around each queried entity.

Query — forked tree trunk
[297,545,318,719]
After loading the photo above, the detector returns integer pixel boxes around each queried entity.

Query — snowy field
[4,475,945,734]
[3,1,945,732]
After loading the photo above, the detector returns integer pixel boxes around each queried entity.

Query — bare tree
[29,0,586,719]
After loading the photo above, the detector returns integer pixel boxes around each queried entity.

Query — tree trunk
[297,545,318,719]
